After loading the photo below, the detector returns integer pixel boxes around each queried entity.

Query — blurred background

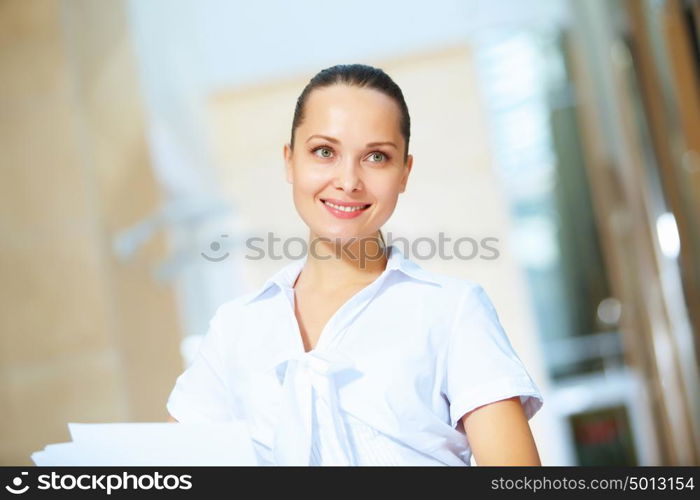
[1,0,699,466]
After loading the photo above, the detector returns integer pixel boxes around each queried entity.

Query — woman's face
[284,84,413,245]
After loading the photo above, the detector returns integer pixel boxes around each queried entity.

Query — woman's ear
[399,153,413,193]
[284,143,293,184]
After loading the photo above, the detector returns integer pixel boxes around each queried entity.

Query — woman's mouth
[320,199,372,219]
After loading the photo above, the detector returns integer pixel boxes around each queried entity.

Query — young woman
[167,64,544,466]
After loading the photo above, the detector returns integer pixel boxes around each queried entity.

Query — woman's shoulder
[394,263,498,326]
[205,290,265,327]
[402,258,489,302]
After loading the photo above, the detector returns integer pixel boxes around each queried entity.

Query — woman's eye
[313,147,333,158]
[368,152,387,162]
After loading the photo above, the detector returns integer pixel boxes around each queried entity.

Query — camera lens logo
[5,472,29,495]
[201,234,230,262]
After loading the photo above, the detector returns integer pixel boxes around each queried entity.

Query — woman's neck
[294,234,388,293]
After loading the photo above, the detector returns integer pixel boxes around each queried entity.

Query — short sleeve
[445,284,544,429]
[166,306,235,422]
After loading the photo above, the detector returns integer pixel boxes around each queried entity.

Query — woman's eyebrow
[306,134,397,149]
[366,141,397,150]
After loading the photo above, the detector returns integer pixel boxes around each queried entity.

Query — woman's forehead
[299,85,402,140]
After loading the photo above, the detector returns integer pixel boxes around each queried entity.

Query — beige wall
[207,46,562,463]
[0,0,183,465]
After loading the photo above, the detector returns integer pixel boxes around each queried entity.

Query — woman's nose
[335,159,362,192]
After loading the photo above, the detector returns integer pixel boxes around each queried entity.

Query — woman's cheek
[293,171,323,195]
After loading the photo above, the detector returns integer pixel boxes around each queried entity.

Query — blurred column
[567,0,700,465]
[0,0,182,465]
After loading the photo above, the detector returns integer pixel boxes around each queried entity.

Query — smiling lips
[321,198,372,219]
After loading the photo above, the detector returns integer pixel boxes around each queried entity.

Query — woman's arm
[462,396,541,466]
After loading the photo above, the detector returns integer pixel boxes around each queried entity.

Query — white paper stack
[31,422,259,466]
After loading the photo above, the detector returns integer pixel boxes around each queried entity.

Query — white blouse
[167,244,544,466]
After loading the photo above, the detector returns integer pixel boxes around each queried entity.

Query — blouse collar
[241,243,441,305]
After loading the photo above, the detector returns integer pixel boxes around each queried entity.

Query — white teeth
[323,200,369,212]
